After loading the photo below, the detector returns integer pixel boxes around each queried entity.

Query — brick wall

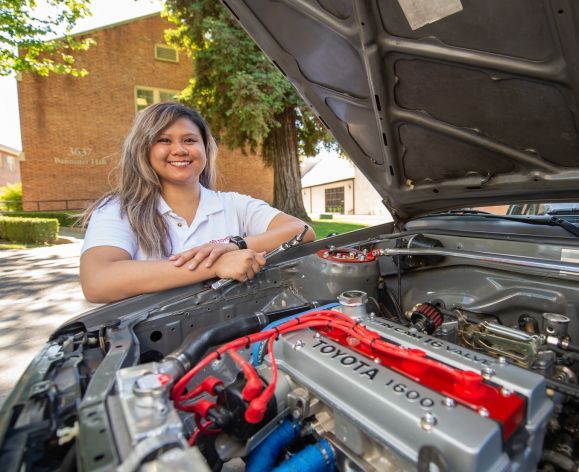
[18,14,273,211]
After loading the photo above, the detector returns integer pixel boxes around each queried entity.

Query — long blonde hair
[83,102,218,257]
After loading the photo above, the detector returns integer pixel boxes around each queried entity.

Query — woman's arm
[80,246,265,304]
[172,213,316,270]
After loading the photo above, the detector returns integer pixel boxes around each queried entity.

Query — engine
[110,290,559,472]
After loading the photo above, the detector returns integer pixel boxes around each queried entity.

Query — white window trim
[134,86,180,112]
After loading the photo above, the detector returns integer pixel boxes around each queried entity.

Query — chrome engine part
[271,316,552,471]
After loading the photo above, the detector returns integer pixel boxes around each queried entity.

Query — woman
[81,102,315,303]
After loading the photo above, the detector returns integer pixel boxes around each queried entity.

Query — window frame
[134,86,180,112]
[324,186,345,214]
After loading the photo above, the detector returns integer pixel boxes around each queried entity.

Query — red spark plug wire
[171,309,524,440]
[228,349,264,401]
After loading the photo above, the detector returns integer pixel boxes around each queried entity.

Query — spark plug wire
[172,309,525,441]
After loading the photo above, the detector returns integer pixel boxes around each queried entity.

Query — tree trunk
[268,107,311,222]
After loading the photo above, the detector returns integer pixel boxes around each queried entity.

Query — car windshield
[505,203,579,216]
[468,203,579,216]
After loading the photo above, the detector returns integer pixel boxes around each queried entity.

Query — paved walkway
[0,230,99,405]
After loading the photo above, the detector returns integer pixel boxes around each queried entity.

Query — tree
[164,0,334,221]
[0,0,94,77]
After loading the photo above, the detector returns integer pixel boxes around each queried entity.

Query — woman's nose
[171,142,187,155]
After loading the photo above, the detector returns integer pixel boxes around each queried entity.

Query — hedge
[0,216,59,244]
[0,211,80,227]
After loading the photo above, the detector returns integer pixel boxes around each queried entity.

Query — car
[2,1,579,471]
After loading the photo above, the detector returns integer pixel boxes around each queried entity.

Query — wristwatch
[229,235,248,250]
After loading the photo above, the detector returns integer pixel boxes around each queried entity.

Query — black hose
[563,342,579,354]
[545,377,579,400]
[540,450,577,472]
[547,345,579,363]
[170,304,315,368]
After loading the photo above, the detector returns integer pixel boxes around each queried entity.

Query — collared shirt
[82,186,281,260]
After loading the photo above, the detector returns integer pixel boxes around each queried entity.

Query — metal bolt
[442,397,456,408]
[478,408,490,417]
[292,340,305,351]
[498,356,507,366]
[291,409,302,420]
[356,316,364,323]
[369,312,376,320]
[501,388,512,397]
[374,357,381,364]
[314,332,322,339]
[482,367,495,379]
[420,413,437,431]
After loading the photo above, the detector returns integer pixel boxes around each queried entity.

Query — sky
[0,0,163,150]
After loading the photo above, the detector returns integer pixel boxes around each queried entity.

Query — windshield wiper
[546,216,579,237]
[432,209,492,215]
[547,208,579,215]
[415,212,579,237]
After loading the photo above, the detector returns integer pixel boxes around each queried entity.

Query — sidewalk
[0,228,99,405]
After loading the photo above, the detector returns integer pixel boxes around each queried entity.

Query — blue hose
[246,419,302,472]
[252,303,339,365]
[272,439,336,472]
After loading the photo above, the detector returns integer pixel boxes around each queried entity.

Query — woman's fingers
[172,248,198,267]
[203,246,229,268]
[187,248,213,270]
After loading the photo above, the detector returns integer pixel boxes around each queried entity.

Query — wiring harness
[171,309,526,445]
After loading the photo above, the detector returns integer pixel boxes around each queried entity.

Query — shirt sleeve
[233,193,281,237]
[81,199,138,258]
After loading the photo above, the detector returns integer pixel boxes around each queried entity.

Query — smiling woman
[79,102,315,303]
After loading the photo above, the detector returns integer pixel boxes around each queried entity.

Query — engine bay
[3,225,579,471]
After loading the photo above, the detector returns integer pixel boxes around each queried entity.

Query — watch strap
[229,236,247,250]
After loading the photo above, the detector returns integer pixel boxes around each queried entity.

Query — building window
[135,86,179,112]
[154,44,179,63]
[325,186,345,214]
[6,156,16,172]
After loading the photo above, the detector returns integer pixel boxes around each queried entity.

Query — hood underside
[224,0,579,219]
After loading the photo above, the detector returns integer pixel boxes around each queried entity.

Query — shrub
[0,216,59,244]
[0,183,23,211]
[319,213,334,220]
[2,211,80,227]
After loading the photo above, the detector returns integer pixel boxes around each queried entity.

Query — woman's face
[149,117,207,189]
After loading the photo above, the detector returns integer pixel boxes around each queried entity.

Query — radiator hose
[273,439,335,472]
[246,419,301,472]
[161,304,314,379]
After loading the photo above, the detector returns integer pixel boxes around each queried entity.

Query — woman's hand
[213,249,266,282]
[170,242,238,270]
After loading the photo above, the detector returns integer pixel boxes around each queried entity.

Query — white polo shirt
[82,186,281,260]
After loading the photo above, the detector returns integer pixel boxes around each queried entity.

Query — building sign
[54,147,115,166]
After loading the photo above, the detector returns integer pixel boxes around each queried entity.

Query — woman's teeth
[169,161,191,167]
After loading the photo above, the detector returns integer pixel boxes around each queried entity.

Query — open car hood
[224,0,579,219]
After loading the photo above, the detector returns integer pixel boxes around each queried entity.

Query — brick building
[18,14,273,211]
[0,144,23,187]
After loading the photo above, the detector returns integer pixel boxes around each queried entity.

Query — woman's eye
[157,138,170,143]
[185,138,197,144]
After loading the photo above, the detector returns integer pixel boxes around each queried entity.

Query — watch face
[230,236,247,249]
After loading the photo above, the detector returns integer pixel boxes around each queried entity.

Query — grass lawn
[310,220,368,239]
[0,240,42,250]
